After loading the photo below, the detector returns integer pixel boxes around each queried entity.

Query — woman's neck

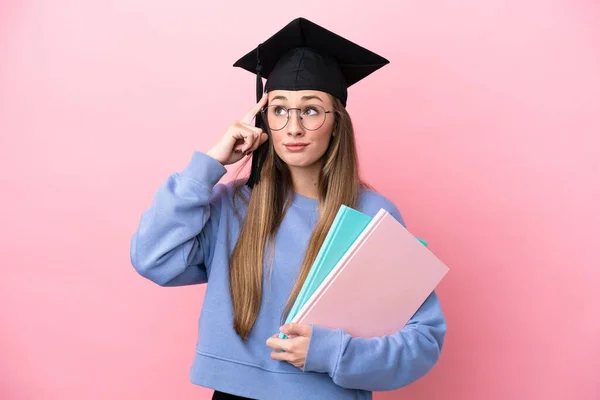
[288,163,321,199]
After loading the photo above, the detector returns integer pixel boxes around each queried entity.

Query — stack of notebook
[280,205,449,339]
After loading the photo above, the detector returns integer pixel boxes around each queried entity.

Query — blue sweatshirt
[130,151,446,400]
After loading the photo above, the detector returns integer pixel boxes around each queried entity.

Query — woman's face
[265,90,335,170]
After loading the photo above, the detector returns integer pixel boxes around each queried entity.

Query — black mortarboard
[233,17,389,187]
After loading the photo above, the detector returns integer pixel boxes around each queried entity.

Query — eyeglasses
[261,104,334,131]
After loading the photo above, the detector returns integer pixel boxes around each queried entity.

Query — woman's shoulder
[357,186,406,227]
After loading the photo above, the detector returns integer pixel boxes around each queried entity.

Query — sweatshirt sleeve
[303,291,446,391]
[130,151,227,287]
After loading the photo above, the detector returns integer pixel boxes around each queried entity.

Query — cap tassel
[247,45,268,188]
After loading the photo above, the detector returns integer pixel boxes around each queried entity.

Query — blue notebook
[279,205,428,339]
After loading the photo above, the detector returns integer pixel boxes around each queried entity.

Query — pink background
[1,1,599,399]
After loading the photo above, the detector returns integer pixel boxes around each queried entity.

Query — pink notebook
[292,208,449,338]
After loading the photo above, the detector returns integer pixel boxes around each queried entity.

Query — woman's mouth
[284,143,308,152]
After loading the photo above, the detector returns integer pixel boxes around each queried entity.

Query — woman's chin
[279,155,320,169]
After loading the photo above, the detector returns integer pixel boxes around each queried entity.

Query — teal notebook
[279,205,428,339]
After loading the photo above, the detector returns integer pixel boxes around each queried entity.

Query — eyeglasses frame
[260,104,336,131]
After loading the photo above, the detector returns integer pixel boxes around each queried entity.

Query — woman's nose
[286,109,304,136]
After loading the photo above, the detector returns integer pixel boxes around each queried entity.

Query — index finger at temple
[242,92,268,124]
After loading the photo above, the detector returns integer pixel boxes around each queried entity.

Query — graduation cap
[233,17,389,187]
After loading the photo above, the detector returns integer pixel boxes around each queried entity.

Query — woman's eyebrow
[301,95,323,102]
[270,95,323,102]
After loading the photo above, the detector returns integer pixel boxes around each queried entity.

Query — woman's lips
[284,143,308,152]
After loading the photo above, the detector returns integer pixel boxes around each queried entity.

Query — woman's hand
[206,93,269,166]
[266,323,313,370]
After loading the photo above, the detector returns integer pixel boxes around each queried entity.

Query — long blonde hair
[229,96,364,340]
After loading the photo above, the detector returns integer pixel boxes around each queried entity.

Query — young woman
[130,18,446,400]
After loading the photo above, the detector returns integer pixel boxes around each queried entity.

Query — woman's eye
[274,107,287,116]
[303,107,319,116]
